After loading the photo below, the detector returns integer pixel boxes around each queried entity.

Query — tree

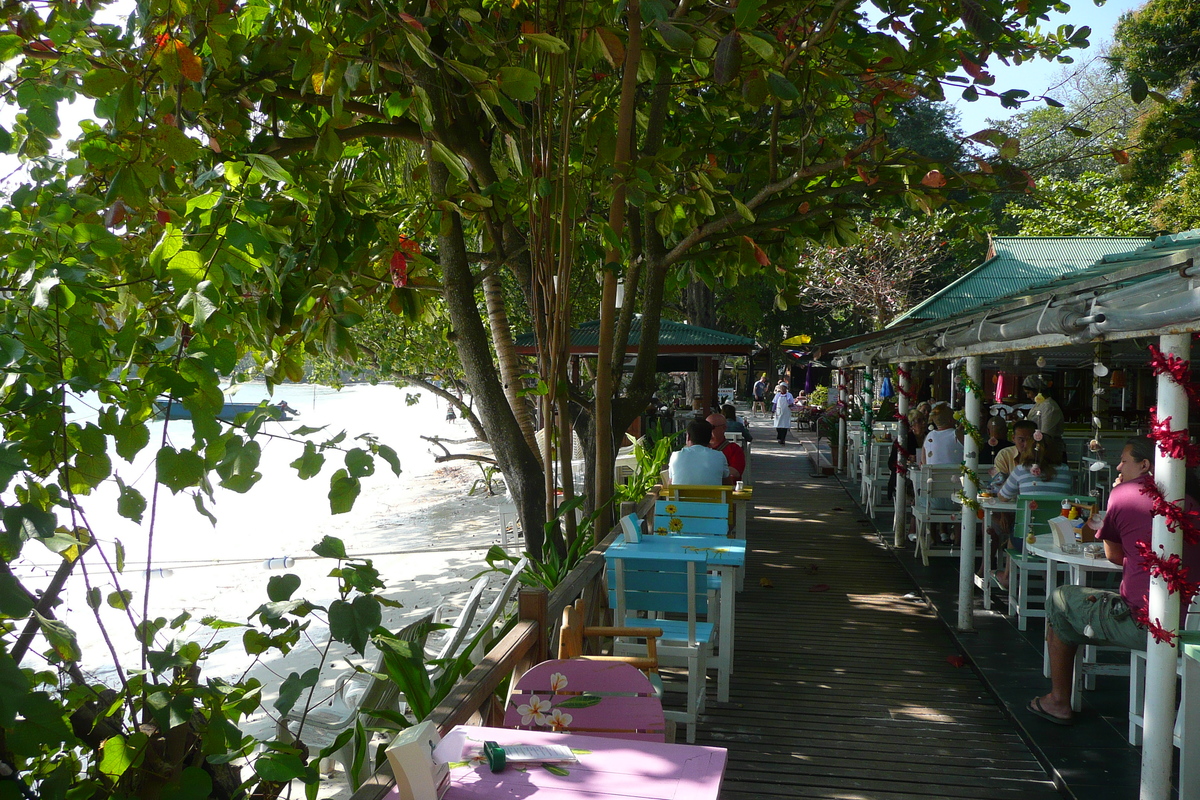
[1003,172,1161,236]
[0,0,1104,791]
[796,219,952,330]
[1110,0,1200,230]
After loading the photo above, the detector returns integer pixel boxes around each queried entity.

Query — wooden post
[517,587,549,678]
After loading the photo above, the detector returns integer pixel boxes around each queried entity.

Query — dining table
[1026,533,1124,710]
[606,534,746,703]
[398,724,728,799]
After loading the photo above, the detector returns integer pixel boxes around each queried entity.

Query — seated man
[1030,437,1200,725]
[706,412,745,480]
[668,419,732,486]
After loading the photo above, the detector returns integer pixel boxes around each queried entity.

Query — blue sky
[947,0,1146,134]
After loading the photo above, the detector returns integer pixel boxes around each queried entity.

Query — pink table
[427,724,727,799]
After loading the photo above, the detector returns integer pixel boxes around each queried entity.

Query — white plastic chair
[911,464,963,566]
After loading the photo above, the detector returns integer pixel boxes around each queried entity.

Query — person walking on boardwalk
[752,374,768,414]
[772,383,795,444]
[1028,437,1200,725]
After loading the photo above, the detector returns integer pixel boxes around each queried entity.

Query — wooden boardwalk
[692,437,1062,799]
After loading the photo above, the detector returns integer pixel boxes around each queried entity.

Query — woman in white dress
[772,383,795,444]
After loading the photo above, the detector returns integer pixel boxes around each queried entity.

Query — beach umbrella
[879,375,895,398]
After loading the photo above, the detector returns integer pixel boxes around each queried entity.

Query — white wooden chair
[911,464,963,566]
[1128,600,1200,749]
[863,441,894,519]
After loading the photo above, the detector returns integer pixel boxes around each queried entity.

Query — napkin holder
[385,720,450,800]
[1048,517,1077,550]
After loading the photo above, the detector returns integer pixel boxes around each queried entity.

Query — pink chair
[503,659,666,742]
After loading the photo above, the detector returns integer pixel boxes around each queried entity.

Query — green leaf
[244,153,295,184]
[99,734,143,778]
[328,469,361,515]
[739,32,775,63]
[312,535,347,560]
[652,21,693,52]
[543,764,570,777]
[117,481,146,523]
[290,441,325,479]
[161,765,212,800]
[554,694,603,708]
[521,33,569,54]
[766,72,800,101]
[167,250,206,291]
[156,446,205,493]
[255,752,306,782]
[734,0,767,28]
[430,141,469,182]
[497,67,541,101]
[0,569,34,619]
[268,574,301,602]
[327,595,381,655]
[0,652,30,726]
[1164,137,1196,155]
[107,590,133,610]
[376,444,402,476]
[732,198,755,222]
[36,612,81,661]
[344,448,374,479]
[274,666,319,715]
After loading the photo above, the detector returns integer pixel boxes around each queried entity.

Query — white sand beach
[13,383,518,797]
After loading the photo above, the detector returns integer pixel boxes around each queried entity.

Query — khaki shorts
[1045,585,1146,651]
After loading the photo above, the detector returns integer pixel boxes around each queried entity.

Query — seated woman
[920,404,964,545]
[997,431,1074,550]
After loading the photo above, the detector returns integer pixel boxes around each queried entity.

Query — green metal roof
[514,317,756,353]
[889,236,1153,328]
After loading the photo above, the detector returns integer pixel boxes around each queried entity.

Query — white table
[1026,534,1124,710]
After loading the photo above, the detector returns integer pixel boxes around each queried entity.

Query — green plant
[810,385,831,407]
[483,497,596,592]
[469,464,501,497]
[614,425,680,506]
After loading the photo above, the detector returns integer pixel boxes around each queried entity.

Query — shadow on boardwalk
[694,432,1061,799]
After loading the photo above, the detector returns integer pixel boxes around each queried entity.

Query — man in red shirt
[706,413,744,480]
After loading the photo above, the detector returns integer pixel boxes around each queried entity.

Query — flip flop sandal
[1028,697,1074,726]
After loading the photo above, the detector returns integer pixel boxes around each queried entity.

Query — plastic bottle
[1060,499,1071,517]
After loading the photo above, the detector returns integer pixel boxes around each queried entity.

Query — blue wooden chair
[1006,493,1088,630]
[652,499,730,537]
[606,549,715,743]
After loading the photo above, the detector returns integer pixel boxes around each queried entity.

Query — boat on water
[155,400,299,422]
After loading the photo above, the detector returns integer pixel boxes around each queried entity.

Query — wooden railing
[348,490,659,800]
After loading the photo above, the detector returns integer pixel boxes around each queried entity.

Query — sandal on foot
[1028,697,1073,726]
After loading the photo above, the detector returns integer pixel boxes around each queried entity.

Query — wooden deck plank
[689,435,1061,798]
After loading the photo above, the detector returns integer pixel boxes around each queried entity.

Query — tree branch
[262,121,422,157]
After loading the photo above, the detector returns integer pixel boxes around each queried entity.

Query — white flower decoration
[517,696,552,726]
[549,673,568,693]
[547,708,573,731]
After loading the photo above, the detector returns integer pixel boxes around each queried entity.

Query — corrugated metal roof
[515,317,756,351]
[889,236,1152,327]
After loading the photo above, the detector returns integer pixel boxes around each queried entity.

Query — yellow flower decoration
[668,517,684,532]
[654,526,668,535]
[664,504,678,515]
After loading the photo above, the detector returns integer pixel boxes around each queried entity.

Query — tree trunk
[481,269,542,465]
[428,157,547,554]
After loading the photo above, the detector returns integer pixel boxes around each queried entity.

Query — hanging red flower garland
[895,365,918,402]
[1134,342,1200,645]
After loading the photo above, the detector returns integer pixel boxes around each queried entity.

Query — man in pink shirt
[1029,437,1200,725]
[706,413,744,480]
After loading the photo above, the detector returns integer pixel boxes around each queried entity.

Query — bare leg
[1032,623,1077,720]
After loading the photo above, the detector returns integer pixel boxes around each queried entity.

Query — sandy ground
[11,384,520,798]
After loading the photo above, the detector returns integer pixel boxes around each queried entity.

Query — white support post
[1141,333,1189,800]
[837,371,848,476]
[893,363,911,548]
[957,356,982,631]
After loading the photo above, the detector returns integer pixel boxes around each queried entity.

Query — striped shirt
[999,463,1074,499]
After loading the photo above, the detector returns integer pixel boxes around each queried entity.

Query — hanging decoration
[1131,342,1200,646]
[895,365,918,402]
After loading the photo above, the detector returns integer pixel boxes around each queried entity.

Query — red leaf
[853,110,871,125]
[1112,149,1130,164]
[742,236,770,266]
[809,583,830,593]
[156,209,171,224]
[958,50,991,82]
[390,251,409,288]
[946,655,966,668]
[399,12,425,31]
[920,169,947,188]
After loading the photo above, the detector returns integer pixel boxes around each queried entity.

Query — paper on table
[461,743,578,764]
